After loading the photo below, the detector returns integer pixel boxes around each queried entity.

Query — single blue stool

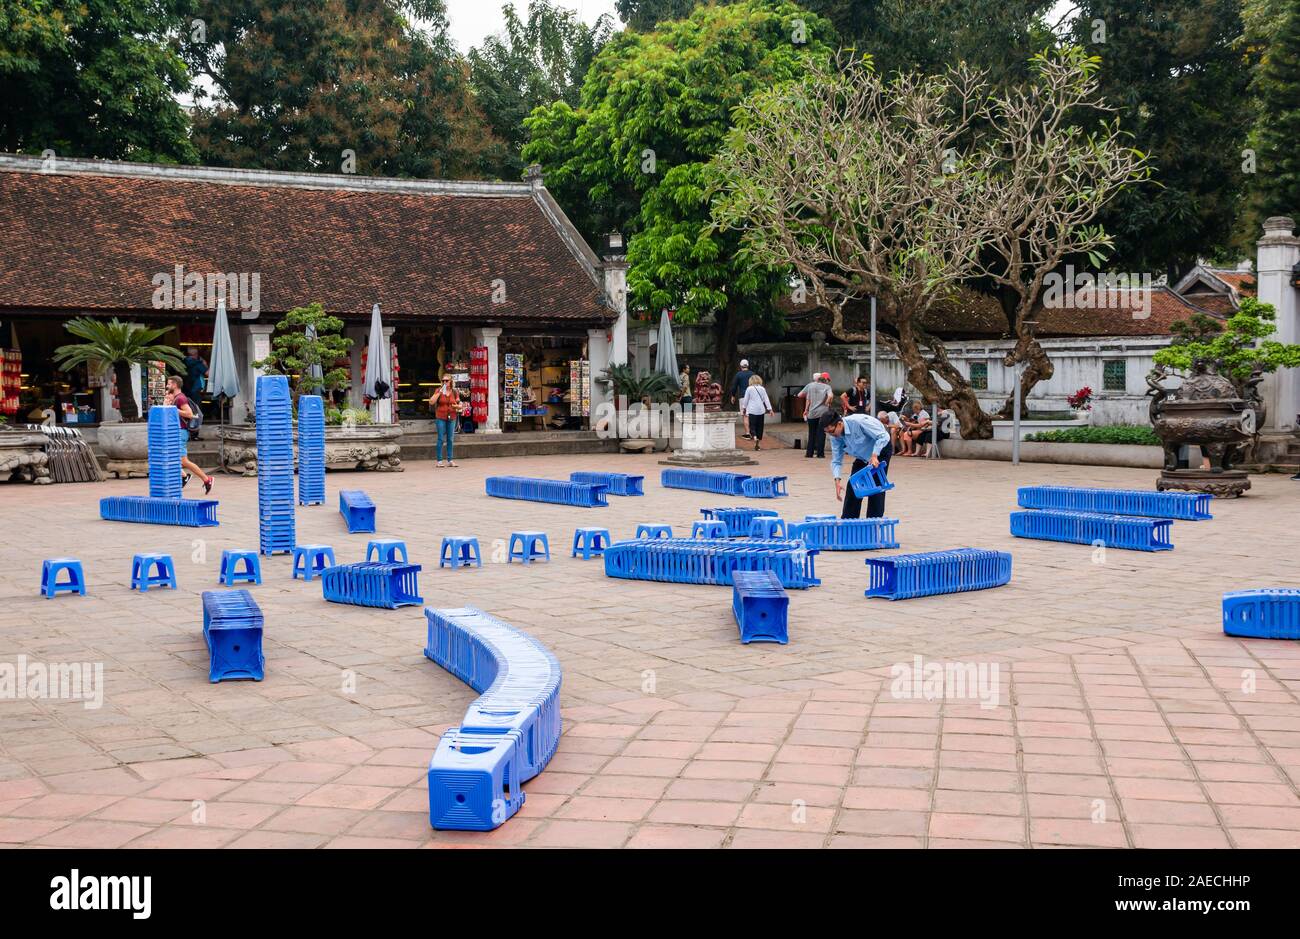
[130,554,177,591]
[748,517,787,539]
[291,544,336,581]
[365,539,409,564]
[41,558,86,599]
[572,527,612,559]
[219,550,262,586]
[508,531,550,564]
[440,536,482,569]
[636,524,673,539]
[692,520,728,539]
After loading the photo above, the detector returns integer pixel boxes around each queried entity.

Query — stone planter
[98,421,150,478]
[218,424,404,475]
[0,430,51,483]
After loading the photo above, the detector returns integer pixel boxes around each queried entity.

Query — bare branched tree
[712,47,1148,438]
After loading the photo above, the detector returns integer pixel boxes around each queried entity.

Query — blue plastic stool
[748,517,787,539]
[508,531,550,564]
[219,550,262,586]
[130,553,177,591]
[365,539,409,564]
[572,527,611,559]
[692,520,728,539]
[41,558,86,598]
[440,536,482,569]
[636,524,673,539]
[291,544,336,581]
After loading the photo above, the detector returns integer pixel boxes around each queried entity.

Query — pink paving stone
[934,790,1025,816]
[517,772,588,796]
[625,825,728,849]
[261,806,365,835]
[129,757,224,780]
[929,813,1027,843]
[332,765,426,788]
[123,826,242,849]
[834,810,928,837]
[95,798,193,824]
[754,782,844,807]
[727,829,827,849]
[555,796,655,823]
[580,776,672,800]
[764,762,852,786]
[1217,805,1300,830]
[530,820,632,848]
[226,830,331,849]
[621,740,701,760]
[1120,799,1219,826]
[9,792,121,818]
[828,834,927,849]
[1030,818,1128,847]
[1228,828,1300,848]
[665,778,755,802]
[1112,777,1207,803]
[35,820,154,848]
[735,802,836,833]
[0,817,69,843]
[0,778,47,801]
[647,800,743,827]
[843,787,931,812]
[296,784,397,810]
[680,760,768,781]
[1202,781,1300,806]
[345,811,433,841]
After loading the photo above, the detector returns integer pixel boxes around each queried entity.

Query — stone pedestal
[661,410,756,466]
[0,432,51,484]
[1157,468,1251,498]
[219,424,403,475]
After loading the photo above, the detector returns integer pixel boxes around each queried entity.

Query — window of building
[968,361,988,390]
[1102,359,1127,392]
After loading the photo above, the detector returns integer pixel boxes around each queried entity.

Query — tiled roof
[776,286,1224,340]
[0,156,613,326]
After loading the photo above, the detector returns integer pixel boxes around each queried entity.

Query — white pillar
[471,326,502,433]
[588,328,611,420]
[1257,216,1300,433]
[243,323,274,421]
[604,260,629,366]
[345,326,366,409]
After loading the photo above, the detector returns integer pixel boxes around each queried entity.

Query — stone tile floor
[0,448,1297,849]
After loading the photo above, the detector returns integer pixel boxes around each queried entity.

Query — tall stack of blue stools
[732,570,789,644]
[147,405,183,500]
[321,562,423,608]
[41,558,86,598]
[130,554,177,591]
[569,472,644,496]
[604,537,820,588]
[424,606,563,831]
[1222,589,1300,639]
[700,507,779,537]
[1010,510,1174,551]
[1018,485,1212,521]
[202,589,264,682]
[255,375,295,554]
[339,490,376,533]
[787,517,900,551]
[849,462,894,497]
[291,544,336,581]
[297,394,325,506]
[865,548,1012,600]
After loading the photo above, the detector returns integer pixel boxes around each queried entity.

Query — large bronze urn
[1147,366,1254,497]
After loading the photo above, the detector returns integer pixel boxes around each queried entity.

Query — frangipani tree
[712,47,1148,438]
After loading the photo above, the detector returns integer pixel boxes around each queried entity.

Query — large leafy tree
[523,1,836,383]
[0,0,197,161]
[469,1,614,179]
[1069,0,1254,277]
[1244,0,1300,227]
[183,0,494,178]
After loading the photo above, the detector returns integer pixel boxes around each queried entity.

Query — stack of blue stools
[787,517,900,551]
[569,472,644,496]
[297,394,325,506]
[147,404,183,500]
[1018,485,1212,521]
[321,562,423,608]
[661,468,750,495]
[202,589,264,682]
[700,507,779,537]
[604,537,820,588]
[424,606,563,831]
[1010,510,1174,551]
[732,570,789,644]
[485,476,608,507]
[865,548,1012,600]
[255,375,295,554]
[101,496,218,527]
[1223,589,1300,639]
[740,476,788,498]
[339,490,376,533]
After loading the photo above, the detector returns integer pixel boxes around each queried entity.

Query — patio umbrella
[207,299,241,471]
[654,309,679,380]
[304,322,324,396]
[363,303,392,421]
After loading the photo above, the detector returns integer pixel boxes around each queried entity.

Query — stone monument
[661,407,756,467]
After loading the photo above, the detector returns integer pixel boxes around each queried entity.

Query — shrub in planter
[1025,425,1160,446]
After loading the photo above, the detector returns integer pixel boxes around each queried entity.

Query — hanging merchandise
[1,350,21,416]
[147,361,167,405]
[469,346,489,423]
[569,359,591,418]
[503,353,523,423]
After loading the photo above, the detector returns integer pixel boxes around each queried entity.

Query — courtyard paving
[0,447,1298,849]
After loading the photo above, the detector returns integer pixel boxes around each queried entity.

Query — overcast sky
[444,0,623,53]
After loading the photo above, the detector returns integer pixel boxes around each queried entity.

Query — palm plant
[596,363,680,405]
[53,318,185,421]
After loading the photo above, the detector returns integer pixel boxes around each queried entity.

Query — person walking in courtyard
[821,410,893,519]
[164,376,213,494]
[730,358,756,438]
[427,373,461,467]
[183,346,208,400]
[799,372,833,458]
[740,374,774,451]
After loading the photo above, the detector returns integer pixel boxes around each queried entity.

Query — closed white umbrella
[363,303,392,422]
[655,309,678,379]
[207,299,240,471]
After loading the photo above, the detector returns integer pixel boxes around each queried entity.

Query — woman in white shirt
[739,375,774,452]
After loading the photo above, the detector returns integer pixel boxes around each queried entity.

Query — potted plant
[1067,386,1093,422]
[53,318,185,472]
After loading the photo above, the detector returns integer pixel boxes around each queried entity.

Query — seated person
[898,401,931,456]
[877,410,903,450]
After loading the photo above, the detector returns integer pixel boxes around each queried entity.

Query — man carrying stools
[821,410,893,519]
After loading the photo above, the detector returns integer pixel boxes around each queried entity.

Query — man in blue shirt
[820,410,893,519]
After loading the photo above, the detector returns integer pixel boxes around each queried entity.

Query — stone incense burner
[1147,365,1255,497]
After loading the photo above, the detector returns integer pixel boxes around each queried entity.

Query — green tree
[523,0,836,382]
[1245,0,1300,224]
[469,1,614,179]
[615,0,697,31]
[252,303,353,399]
[1070,0,1255,277]
[1154,297,1300,388]
[0,0,196,161]
[184,0,495,178]
[53,318,186,422]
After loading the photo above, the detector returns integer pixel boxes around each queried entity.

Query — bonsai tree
[1154,297,1300,392]
[252,303,353,399]
[53,318,185,421]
